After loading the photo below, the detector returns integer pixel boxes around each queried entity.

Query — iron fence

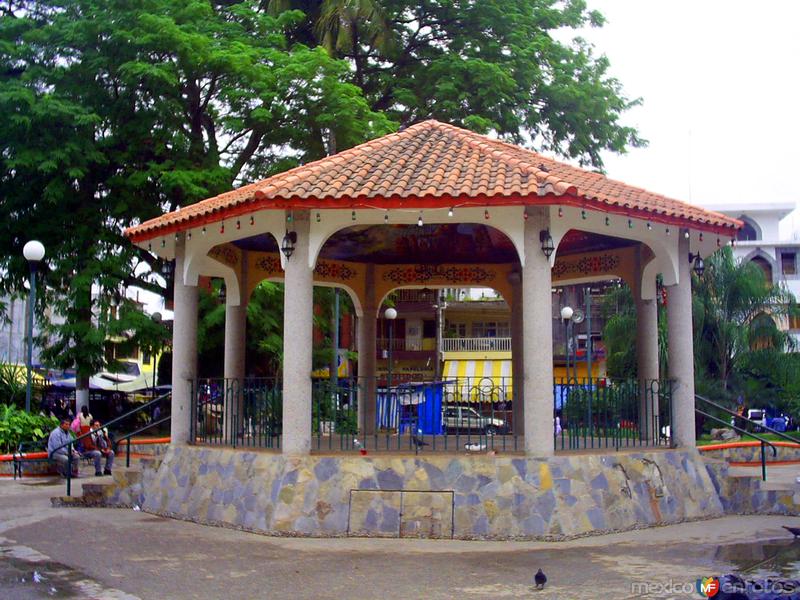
[188,376,671,453]
[554,378,673,451]
[190,377,282,448]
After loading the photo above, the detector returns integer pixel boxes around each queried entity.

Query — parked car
[442,405,506,435]
[747,408,767,431]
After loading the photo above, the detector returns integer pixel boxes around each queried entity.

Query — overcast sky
[572,0,800,222]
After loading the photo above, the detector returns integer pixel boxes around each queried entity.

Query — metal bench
[13,441,51,479]
[14,439,94,479]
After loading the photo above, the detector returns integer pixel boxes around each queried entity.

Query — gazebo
[127,120,739,458]
[125,121,743,539]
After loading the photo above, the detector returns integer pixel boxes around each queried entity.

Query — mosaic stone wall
[139,447,725,540]
[705,461,800,515]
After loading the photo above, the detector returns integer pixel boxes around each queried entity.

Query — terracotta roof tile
[126,120,740,239]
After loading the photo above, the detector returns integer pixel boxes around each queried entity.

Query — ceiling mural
[230,225,638,265]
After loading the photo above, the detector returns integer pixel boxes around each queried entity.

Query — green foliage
[692,247,794,391]
[563,382,638,429]
[247,282,285,376]
[269,0,644,168]
[601,247,800,418]
[0,0,391,382]
[0,363,28,409]
[600,284,667,379]
[0,404,59,453]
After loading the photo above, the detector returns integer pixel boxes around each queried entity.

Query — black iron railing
[695,395,780,481]
[49,392,171,496]
[187,376,676,455]
[554,378,673,451]
[190,377,282,449]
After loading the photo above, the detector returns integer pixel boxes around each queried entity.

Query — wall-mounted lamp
[281,230,297,259]
[539,229,555,258]
[217,282,226,304]
[688,252,705,276]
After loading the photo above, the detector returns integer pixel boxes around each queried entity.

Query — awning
[442,360,512,403]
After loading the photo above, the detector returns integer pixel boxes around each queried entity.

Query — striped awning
[442,360,513,403]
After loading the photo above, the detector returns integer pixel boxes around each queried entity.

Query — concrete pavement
[1,476,799,599]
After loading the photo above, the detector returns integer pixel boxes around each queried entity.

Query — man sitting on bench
[82,419,114,476]
[47,418,80,478]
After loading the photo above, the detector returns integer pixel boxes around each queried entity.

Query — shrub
[0,363,27,409]
[0,404,59,453]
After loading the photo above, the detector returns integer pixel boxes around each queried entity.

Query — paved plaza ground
[1,474,799,599]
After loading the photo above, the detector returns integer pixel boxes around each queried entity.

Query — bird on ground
[782,525,800,538]
[534,568,547,590]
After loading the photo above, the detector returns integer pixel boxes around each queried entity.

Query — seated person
[82,419,114,476]
[47,419,81,477]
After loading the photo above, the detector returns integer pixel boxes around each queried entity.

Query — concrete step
[50,455,163,508]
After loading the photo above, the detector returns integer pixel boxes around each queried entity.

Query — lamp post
[23,240,45,413]
[150,312,163,393]
[384,308,397,391]
[433,292,447,382]
[560,305,573,381]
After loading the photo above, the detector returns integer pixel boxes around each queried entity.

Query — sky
[572,0,800,223]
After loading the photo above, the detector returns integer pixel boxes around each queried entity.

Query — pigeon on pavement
[534,568,547,590]
[782,525,800,538]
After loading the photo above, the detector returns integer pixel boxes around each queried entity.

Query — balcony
[441,337,511,352]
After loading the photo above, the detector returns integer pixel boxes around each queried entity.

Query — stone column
[223,300,247,441]
[635,280,659,441]
[282,213,314,455]
[667,234,696,448]
[522,209,554,456]
[509,271,524,436]
[357,264,377,435]
[223,253,248,443]
[171,235,198,445]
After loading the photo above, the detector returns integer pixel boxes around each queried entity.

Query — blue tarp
[375,381,445,435]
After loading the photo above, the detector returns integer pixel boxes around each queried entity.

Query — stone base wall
[704,460,800,515]
[114,442,170,457]
[699,443,800,463]
[138,446,724,540]
[0,458,55,477]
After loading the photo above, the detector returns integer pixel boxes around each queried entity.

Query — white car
[443,406,506,435]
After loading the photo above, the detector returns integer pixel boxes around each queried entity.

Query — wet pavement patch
[0,552,82,598]
[715,538,800,579]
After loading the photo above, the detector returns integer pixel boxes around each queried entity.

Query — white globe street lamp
[22,240,45,413]
[384,307,398,391]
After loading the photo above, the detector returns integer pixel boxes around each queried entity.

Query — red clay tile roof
[126,120,740,241]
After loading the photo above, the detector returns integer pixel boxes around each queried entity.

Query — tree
[267,0,645,167]
[692,247,794,392]
[600,283,667,380]
[0,0,392,401]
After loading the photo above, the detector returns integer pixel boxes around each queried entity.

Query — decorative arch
[548,206,680,287]
[308,206,526,269]
[736,216,761,241]
[750,311,778,350]
[742,248,776,284]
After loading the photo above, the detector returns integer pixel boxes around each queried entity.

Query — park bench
[13,440,51,479]
[13,439,94,479]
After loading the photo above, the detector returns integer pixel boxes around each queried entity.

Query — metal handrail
[114,416,171,468]
[695,395,778,481]
[48,392,171,496]
[696,394,799,445]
